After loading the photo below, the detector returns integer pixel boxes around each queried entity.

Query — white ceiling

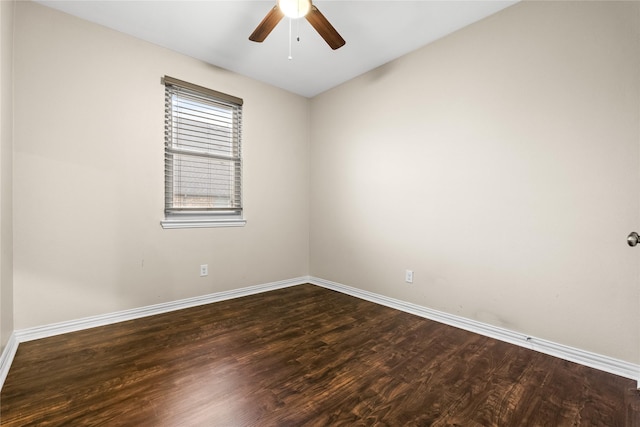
[35,0,518,98]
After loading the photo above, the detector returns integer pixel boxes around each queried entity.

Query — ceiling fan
[249,0,346,50]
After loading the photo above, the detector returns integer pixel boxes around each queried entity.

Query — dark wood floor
[1,284,637,426]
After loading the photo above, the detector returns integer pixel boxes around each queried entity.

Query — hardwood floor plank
[1,284,636,426]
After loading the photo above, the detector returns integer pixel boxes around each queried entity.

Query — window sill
[160,218,247,229]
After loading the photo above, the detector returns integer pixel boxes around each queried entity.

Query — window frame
[160,76,246,229]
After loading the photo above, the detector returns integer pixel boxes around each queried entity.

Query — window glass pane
[170,153,239,209]
[171,94,235,157]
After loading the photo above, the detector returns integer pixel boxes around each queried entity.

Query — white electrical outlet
[405,270,413,283]
[200,264,208,277]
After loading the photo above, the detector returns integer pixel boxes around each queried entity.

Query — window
[161,76,245,228]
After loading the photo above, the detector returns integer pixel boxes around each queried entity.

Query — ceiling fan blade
[249,6,284,43]
[305,5,345,50]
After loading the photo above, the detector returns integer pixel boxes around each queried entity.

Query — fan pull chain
[288,18,293,60]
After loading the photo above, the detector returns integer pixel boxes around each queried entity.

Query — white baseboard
[15,277,307,343]
[308,276,640,384]
[0,332,19,390]
[1,276,638,392]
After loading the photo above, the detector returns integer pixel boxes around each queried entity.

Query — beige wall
[310,1,640,363]
[13,1,310,329]
[0,0,14,350]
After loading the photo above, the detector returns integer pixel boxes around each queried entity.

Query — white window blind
[162,76,244,227]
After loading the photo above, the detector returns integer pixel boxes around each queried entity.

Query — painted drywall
[0,0,14,351]
[13,1,310,329]
[310,1,640,363]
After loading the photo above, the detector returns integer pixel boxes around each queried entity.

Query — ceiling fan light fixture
[278,0,311,19]
[249,0,345,50]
